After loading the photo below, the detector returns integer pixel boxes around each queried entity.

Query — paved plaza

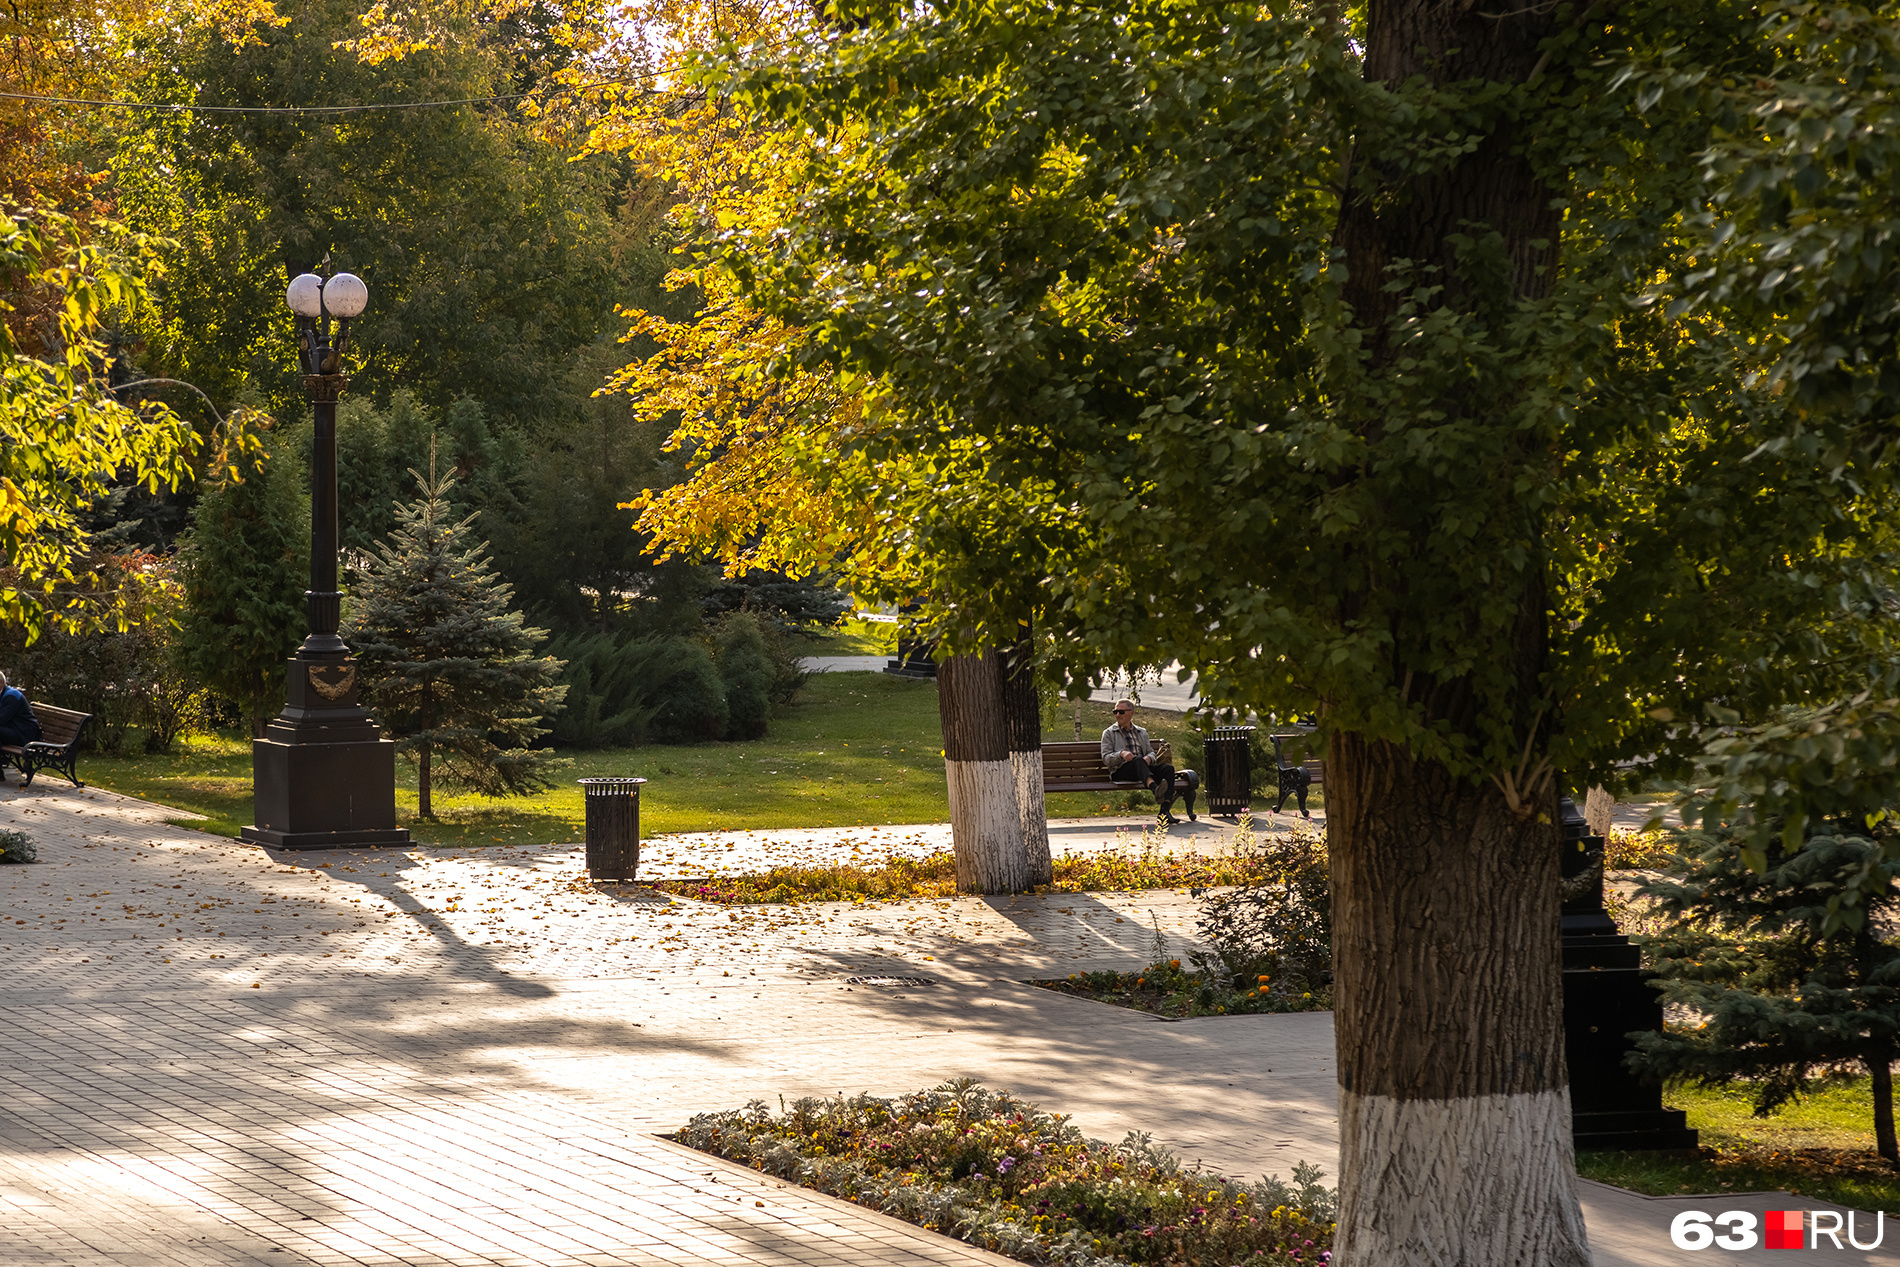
[0,781,1881,1265]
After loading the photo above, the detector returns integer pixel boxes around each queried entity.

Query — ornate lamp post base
[1558,796,1698,1152]
[241,656,411,851]
[241,280,408,853]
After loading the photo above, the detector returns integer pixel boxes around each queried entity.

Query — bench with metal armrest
[2,703,91,789]
[1039,740,1198,820]
[1269,728,1324,818]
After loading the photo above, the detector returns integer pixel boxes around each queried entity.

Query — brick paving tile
[5,779,1887,1265]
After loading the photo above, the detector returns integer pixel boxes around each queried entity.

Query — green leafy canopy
[674,0,1900,797]
[1,208,198,636]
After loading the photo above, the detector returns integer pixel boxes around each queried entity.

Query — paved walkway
[0,782,1881,1265]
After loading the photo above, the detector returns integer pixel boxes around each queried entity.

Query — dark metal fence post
[579,777,645,880]
[1204,725,1254,818]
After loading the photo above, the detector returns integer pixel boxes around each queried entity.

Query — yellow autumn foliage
[563,0,887,584]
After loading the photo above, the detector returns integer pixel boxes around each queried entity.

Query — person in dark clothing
[0,672,42,748]
[1100,698,1181,823]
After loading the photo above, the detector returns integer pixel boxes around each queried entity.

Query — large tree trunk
[418,743,433,819]
[1330,738,1584,1263]
[939,651,1039,892]
[1326,2,1588,1263]
[1001,629,1054,886]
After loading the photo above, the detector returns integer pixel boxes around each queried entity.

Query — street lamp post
[240,270,410,852]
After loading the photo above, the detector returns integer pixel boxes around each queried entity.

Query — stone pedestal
[241,657,410,851]
[1560,796,1698,1152]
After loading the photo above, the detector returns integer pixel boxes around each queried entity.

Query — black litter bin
[1204,726,1254,818]
[579,777,645,879]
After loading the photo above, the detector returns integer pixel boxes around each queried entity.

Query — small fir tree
[1631,826,1900,1164]
[345,453,566,818]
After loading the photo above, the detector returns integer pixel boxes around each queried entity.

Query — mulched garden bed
[675,1080,1336,1266]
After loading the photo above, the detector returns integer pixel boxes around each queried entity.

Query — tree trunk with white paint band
[1329,734,1589,1266]
[1002,630,1053,885]
[938,651,1039,893]
[1326,0,1589,1253]
[1337,1088,1586,1264]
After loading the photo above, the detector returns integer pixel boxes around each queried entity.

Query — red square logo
[1765,1210,1804,1250]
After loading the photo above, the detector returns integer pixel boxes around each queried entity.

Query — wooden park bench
[3,703,92,789]
[1040,740,1198,820]
[1270,728,1323,818]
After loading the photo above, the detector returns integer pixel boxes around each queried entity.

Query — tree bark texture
[1326,3,1588,1263]
[1329,735,1584,1265]
[1868,1052,1896,1164]
[1002,630,1054,885]
[418,742,433,819]
[939,651,1038,893]
[1333,7,1559,340]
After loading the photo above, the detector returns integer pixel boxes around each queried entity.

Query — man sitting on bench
[0,671,42,776]
[1101,699,1181,823]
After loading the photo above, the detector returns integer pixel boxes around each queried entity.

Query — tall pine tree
[176,426,308,738]
[345,451,565,818]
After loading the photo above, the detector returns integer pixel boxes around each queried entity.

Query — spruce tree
[345,453,565,818]
[1632,826,1900,1164]
[176,431,308,737]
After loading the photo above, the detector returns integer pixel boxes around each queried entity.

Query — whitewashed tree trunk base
[946,756,1030,891]
[1337,1088,1590,1267]
[1009,748,1053,885]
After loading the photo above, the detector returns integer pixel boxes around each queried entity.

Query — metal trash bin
[579,777,645,880]
[1204,726,1254,818]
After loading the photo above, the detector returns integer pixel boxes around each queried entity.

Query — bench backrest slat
[1039,739,1175,788]
[29,704,88,747]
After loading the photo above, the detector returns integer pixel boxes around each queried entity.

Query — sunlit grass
[77,672,1199,848]
[1579,1077,1900,1213]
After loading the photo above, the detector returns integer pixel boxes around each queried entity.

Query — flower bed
[650,847,1271,905]
[675,1080,1334,1266]
[1037,958,1331,1019]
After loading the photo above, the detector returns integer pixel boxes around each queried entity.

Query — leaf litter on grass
[649,846,1272,905]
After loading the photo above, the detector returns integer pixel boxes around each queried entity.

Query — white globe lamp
[324,272,368,318]
[286,273,324,318]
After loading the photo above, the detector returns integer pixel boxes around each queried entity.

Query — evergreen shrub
[715,613,775,740]
[645,640,727,743]
[544,630,662,748]
[0,830,36,863]
[548,623,798,747]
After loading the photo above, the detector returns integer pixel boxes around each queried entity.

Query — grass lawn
[802,616,900,656]
[1579,1077,1900,1213]
[77,672,1201,847]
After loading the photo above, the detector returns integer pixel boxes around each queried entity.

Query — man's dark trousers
[1112,757,1176,808]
